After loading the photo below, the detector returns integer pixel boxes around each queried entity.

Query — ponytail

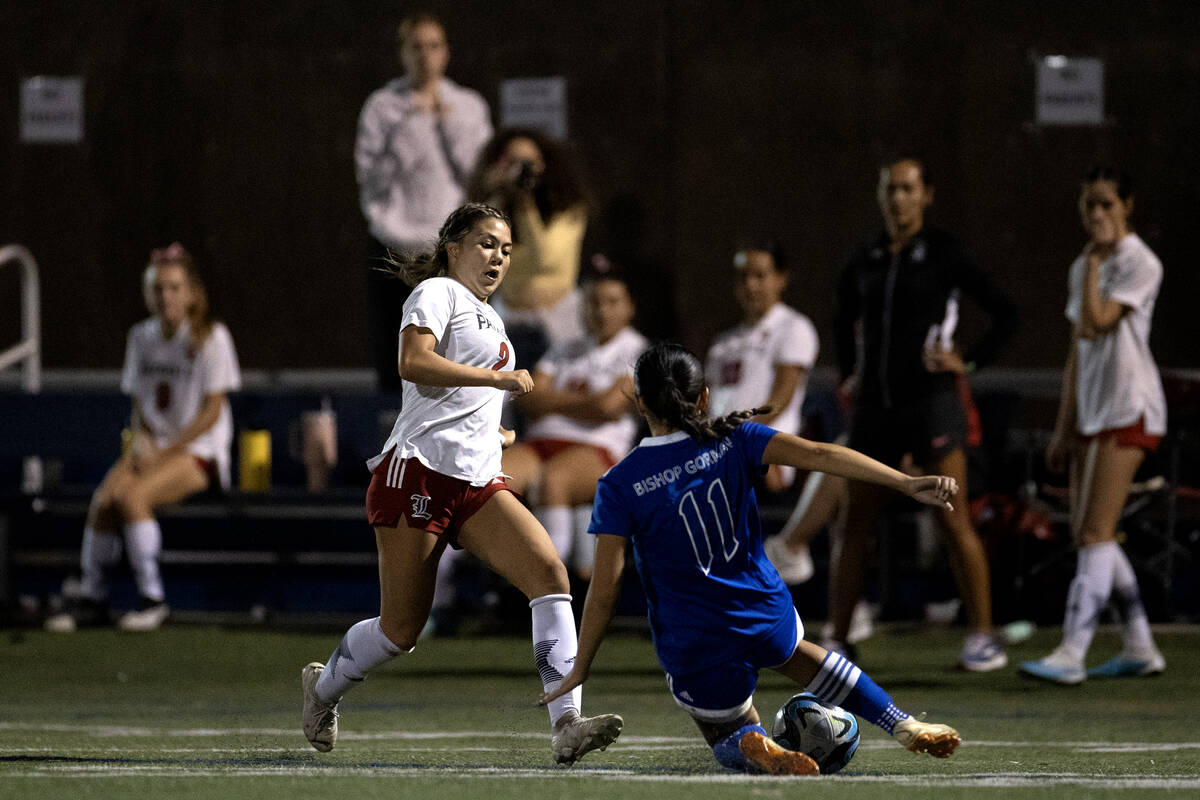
[381,202,511,287]
[634,342,768,443]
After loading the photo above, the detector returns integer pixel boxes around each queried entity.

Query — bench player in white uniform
[1022,166,1168,684]
[300,203,622,766]
[540,343,962,774]
[45,243,241,633]
[705,243,818,493]
[502,270,648,578]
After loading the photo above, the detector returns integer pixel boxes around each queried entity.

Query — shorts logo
[410,494,433,520]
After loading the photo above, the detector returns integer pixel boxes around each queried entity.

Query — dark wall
[2,1,1197,371]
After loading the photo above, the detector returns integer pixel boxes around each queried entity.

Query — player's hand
[538,665,588,706]
[922,346,966,375]
[905,475,957,511]
[1045,428,1071,473]
[497,369,534,395]
[129,433,159,473]
[499,426,516,449]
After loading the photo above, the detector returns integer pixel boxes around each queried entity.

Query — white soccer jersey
[526,326,649,458]
[369,277,514,485]
[705,302,819,436]
[1065,233,1167,436]
[120,319,241,487]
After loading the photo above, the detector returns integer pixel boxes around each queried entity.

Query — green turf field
[2,623,1198,798]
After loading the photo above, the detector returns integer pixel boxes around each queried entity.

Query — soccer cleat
[117,601,170,632]
[1018,646,1085,685]
[551,711,623,765]
[738,730,820,775]
[893,717,962,758]
[957,632,1007,672]
[765,536,814,585]
[301,662,340,752]
[44,599,110,633]
[1086,648,1166,679]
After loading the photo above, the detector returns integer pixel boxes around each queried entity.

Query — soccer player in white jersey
[502,270,648,578]
[300,203,622,765]
[540,343,961,774]
[1021,166,1168,685]
[705,243,818,493]
[44,243,241,634]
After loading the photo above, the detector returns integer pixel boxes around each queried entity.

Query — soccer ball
[771,692,860,774]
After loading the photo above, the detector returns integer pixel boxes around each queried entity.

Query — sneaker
[551,710,623,765]
[1086,648,1166,679]
[1019,646,1085,685]
[957,632,1007,672]
[117,600,170,632]
[893,717,961,758]
[738,730,820,775]
[44,599,110,633]
[765,536,814,584]
[820,601,875,646]
[301,662,339,752]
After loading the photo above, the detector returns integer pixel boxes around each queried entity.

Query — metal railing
[0,244,41,392]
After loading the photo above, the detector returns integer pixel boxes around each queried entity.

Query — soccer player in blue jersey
[539,343,962,775]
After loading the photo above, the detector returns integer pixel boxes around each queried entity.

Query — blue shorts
[666,609,803,723]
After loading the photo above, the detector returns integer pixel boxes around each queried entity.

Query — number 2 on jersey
[491,341,510,371]
[677,478,738,575]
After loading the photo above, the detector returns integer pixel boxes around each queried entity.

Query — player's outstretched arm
[539,533,626,706]
[761,432,957,510]
[400,325,533,393]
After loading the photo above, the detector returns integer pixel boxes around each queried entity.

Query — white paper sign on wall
[500,77,568,140]
[21,75,85,144]
[1036,56,1104,126]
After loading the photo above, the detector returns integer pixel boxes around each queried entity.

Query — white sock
[1061,542,1117,661]
[79,527,123,601]
[572,506,596,572]
[537,506,573,564]
[315,616,405,704]
[779,470,825,542]
[1110,544,1156,653]
[530,593,580,726]
[123,519,165,603]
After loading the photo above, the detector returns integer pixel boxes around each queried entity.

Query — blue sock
[805,651,910,734]
[712,723,767,771]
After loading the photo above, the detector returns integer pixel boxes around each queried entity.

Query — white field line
[2,764,1200,789]
[3,724,1200,754]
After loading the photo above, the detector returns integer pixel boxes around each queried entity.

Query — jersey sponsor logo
[410,493,433,520]
[719,360,743,386]
[475,312,502,333]
[139,361,186,379]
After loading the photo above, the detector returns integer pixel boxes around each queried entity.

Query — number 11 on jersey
[677,478,738,575]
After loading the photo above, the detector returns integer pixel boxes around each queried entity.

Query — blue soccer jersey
[589,421,795,675]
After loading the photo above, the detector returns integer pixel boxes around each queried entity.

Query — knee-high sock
[123,519,164,603]
[315,616,405,704]
[536,506,573,564]
[79,527,123,601]
[805,650,910,734]
[1110,544,1156,652]
[572,506,596,571]
[1061,542,1118,661]
[530,593,580,726]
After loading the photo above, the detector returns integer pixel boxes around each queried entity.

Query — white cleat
[44,612,78,633]
[301,662,340,752]
[117,603,170,632]
[893,717,962,758]
[1019,646,1085,685]
[551,711,623,765]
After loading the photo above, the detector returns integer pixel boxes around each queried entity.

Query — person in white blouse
[300,204,622,766]
[45,243,241,634]
[502,269,648,578]
[1021,166,1168,685]
[356,13,492,388]
[705,243,818,493]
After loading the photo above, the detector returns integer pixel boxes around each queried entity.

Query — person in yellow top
[469,127,592,369]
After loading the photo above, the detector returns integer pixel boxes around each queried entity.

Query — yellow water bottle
[239,430,272,492]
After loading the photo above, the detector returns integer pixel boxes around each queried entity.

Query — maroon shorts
[365,450,513,548]
[526,438,619,470]
[1082,417,1162,453]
